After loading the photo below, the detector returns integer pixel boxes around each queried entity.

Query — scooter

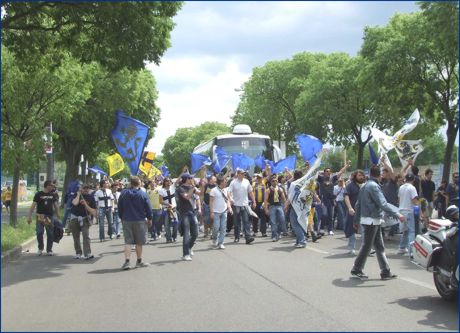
[411,207,458,301]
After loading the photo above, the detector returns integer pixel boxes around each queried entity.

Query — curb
[1,236,37,268]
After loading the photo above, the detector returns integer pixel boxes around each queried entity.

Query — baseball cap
[181,173,193,182]
[405,173,415,181]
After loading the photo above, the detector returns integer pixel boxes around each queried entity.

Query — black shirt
[318,174,338,204]
[344,181,360,209]
[33,191,57,216]
[204,184,216,205]
[382,178,399,206]
[176,185,195,215]
[421,179,435,202]
[70,194,96,217]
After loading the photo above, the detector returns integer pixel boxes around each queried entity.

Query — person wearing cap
[228,168,256,244]
[159,177,178,243]
[397,173,419,256]
[176,173,199,260]
[252,173,268,237]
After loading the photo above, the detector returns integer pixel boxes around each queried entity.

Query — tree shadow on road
[2,254,100,287]
[389,296,458,331]
[332,277,386,288]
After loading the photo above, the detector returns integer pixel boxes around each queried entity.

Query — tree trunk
[9,164,20,227]
[442,120,458,182]
[61,143,81,207]
[356,142,365,170]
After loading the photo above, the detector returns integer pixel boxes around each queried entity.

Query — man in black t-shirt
[70,185,97,259]
[28,180,60,256]
[421,169,436,219]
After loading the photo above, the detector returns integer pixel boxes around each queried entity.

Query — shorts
[122,220,147,245]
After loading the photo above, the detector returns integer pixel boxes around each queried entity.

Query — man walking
[398,174,419,257]
[70,184,96,259]
[118,176,152,270]
[350,166,405,280]
[228,168,256,244]
[27,180,60,256]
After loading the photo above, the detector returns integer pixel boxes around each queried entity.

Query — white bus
[193,124,285,173]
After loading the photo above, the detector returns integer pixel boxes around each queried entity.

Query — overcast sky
[145,1,419,153]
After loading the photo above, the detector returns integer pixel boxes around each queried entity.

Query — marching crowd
[26,159,459,274]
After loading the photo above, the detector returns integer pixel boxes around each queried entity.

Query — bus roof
[215,133,271,140]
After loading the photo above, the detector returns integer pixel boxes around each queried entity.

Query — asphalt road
[2,225,458,332]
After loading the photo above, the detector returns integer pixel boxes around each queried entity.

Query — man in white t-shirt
[210,175,233,249]
[398,173,419,256]
[94,180,114,241]
[228,169,256,244]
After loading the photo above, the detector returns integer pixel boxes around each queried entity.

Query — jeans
[352,224,390,273]
[315,203,323,232]
[181,212,198,256]
[269,205,285,240]
[149,209,162,238]
[233,206,251,240]
[399,210,415,254]
[213,212,227,245]
[61,200,72,228]
[321,202,333,232]
[98,207,113,240]
[112,210,121,236]
[289,208,306,245]
[335,201,346,230]
[36,217,54,253]
[203,203,214,237]
[164,210,178,241]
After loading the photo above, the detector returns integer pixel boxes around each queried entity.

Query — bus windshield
[216,137,273,160]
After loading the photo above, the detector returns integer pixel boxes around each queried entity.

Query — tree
[1,48,92,226]
[2,2,182,71]
[54,65,161,197]
[361,1,459,181]
[162,122,230,176]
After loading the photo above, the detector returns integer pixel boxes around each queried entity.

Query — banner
[254,155,274,171]
[148,165,162,179]
[106,153,125,177]
[214,146,231,173]
[139,151,156,176]
[272,155,297,174]
[161,165,170,177]
[111,110,150,175]
[296,134,323,165]
[231,153,254,171]
[287,152,323,234]
[393,109,420,142]
[395,140,424,167]
[87,165,108,176]
[190,153,212,173]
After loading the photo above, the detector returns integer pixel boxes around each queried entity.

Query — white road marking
[399,276,437,291]
[305,246,329,254]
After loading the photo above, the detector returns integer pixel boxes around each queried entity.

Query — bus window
[216,137,273,160]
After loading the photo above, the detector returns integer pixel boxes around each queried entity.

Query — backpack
[53,223,64,243]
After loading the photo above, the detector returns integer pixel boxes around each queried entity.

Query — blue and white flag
[296,134,323,165]
[214,146,231,173]
[190,153,212,173]
[368,144,380,166]
[161,165,170,177]
[111,110,150,176]
[87,165,108,176]
[254,155,274,171]
[272,155,297,174]
[231,153,254,171]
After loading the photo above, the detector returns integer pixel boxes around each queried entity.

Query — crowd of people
[26,159,458,274]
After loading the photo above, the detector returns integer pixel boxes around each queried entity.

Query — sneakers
[37,250,43,256]
[295,243,306,248]
[261,233,268,237]
[349,250,357,256]
[46,251,54,256]
[135,261,150,268]
[350,270,368,279]
[328,231,334,236]
[212,240,218,247]
[397,248,408,255]
[246,237,255,244]
[83,254,94,260]
[272,238,278,242]
[234,238,240,243]
[116,234,121,239]
[121,261,130,270]
[74,254,82,259]
[218,244,225,249]
[380,271,397,280]
[182,255,192,261]
[190,250,194,257]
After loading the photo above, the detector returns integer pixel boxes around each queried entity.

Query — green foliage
[1,218,35,252]
[162,122,230,176]
[2,2,183,71]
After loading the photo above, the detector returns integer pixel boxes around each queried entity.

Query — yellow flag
[148,165,162,179]
[139,151,156,176]
[107,153,125,177]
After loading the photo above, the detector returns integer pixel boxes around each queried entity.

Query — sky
[145,1,419,153]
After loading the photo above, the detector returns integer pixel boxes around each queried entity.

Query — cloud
[146,1,419,154]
